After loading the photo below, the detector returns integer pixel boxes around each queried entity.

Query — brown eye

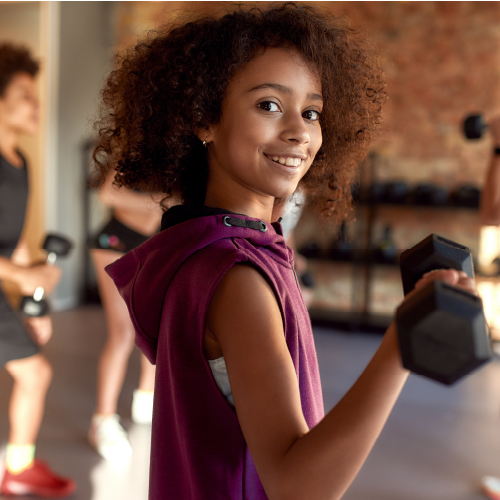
[258,101,280,112]
[303,110,320,121]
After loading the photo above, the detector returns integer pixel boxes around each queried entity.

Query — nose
[280,111,310,145]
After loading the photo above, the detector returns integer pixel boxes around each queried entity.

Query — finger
[415,269,460,289]
[37,332,50,346]
[455,276,479,296]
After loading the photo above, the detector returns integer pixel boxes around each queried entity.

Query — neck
[0,123,21,166]
[205,170,275,222]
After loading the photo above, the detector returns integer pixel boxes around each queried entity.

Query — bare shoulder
[206,262,281,340]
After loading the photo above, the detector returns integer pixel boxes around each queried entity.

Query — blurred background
[2,2,500,500]
[4,1,500,331]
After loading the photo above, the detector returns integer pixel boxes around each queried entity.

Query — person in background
[273,190,314,307]
[88,173,177,461]
[480,116,500,226]
[478,115,500,500]
[0,43,75,497]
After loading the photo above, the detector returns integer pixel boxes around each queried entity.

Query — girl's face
[0,72,39,135]
[205,47,323,203]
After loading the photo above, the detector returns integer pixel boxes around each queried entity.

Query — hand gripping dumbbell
[463,114,488,139]
[395,234,491,385]
[20,233,72,317]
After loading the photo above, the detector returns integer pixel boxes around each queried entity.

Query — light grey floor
[1,306,499,500]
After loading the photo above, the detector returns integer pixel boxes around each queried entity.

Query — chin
[267,183,300,200]
[23,125,38,135]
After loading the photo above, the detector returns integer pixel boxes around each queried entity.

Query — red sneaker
[0,459,76,497]
[482,476,500,500]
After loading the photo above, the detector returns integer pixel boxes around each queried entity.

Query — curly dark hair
[0,43,39,97]
[93,2,386,221]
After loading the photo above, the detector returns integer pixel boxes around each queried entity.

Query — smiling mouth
[266,155,303,167]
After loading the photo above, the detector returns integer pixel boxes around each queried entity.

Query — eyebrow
[247,83,323,102]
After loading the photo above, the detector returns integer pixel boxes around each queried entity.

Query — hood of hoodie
[105,205,292,364]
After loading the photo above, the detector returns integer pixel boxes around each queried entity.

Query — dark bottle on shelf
[452,185,481,208]
[369,182,386,203]
[299,271,315,288]
[373,225,398,264]
[298,241,321,259]
[412,183,449,206]
[329,222,352,261]
[384,181,410,204]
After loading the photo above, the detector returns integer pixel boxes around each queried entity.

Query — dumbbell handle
[28,252,58,304]
[20,240,67,317]
[463,114,488,140]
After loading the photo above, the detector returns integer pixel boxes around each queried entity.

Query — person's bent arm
[480,116,500,225]
[98,169,164,214]
[10,237,31,267]
[207,265,474,500]
[0,238,61,296]
[0,254,25,283]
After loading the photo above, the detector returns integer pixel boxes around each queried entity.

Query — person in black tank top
[87,171,180,461]
[0,43,75,497]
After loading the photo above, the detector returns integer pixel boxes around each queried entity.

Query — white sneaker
[89,414,132,461]
[131,389,154,424]
[481,476,500,500]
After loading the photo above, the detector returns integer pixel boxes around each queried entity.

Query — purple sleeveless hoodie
[106,206,324,500]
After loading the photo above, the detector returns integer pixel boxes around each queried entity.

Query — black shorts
[0,288,39,367]
[89,216,152,253]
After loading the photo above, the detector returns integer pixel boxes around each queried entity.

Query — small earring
[202,137,208,148]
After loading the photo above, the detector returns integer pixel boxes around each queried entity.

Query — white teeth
[268,155,302,167]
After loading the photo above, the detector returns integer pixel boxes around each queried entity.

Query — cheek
[312,125,322,156]
[221,115,271,162]
[5,102,30,123]
[14,104,38,128]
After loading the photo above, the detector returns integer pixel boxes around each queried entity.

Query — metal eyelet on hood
[222,215,267,232]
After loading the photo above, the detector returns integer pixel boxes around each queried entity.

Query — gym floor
[0,306,499,500]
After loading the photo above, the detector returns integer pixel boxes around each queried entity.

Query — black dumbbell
[299,271,315,288]
[20,233,72,317]
[463,114,488,139]
[396,234,491,385]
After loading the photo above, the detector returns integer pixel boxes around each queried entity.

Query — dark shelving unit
[299,153,482,334]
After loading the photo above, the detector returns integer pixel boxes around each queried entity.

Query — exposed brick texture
[112,1,500,331]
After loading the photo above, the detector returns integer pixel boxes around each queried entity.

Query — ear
[194,125,217,145]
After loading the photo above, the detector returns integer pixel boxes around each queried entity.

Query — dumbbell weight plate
[20,296,49,317]
[463,114,486,140]
[400,234,474,296]
[43,233,72,258]
[396,280,490,384]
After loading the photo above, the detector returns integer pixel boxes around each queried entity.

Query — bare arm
[0,254,24,283]
[10,237,31,266]
[0,237,31,282]
[0,238,61,296]
[98,170,163,214]
[480,116,500,225]
[207,266,473,500]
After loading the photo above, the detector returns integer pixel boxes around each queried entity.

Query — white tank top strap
[208,356,234,407]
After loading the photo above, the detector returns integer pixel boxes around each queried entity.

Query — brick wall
[111,1,500,329]
[113,1,500,186]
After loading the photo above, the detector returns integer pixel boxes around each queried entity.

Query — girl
[93,4,475,499]
[88,172,176,461]
[0,43,75,497]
